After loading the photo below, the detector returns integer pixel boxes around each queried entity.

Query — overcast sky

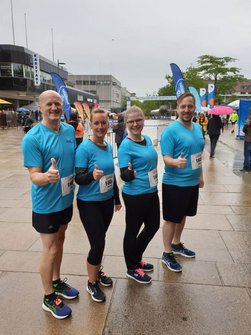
[1,0,251,96]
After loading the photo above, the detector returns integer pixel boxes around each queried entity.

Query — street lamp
[57,59,66,73]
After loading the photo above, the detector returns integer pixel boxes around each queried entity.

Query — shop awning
[0,98,12,104]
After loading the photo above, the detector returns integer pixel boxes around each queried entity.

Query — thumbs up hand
[176,152,187,169]
[128,162,136,177]
[47,158,60,183]
[93,164,104,180]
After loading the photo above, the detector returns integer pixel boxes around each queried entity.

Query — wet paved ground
[0,126,250,335]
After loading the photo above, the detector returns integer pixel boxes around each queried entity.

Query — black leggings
[77,197,114,265]
[122,191,160,270]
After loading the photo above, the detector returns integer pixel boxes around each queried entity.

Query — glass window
[13,63,24,77]
[76,80,83,85]
[83,81,90,85]
[103,80,111,85]
[24,65,32,79]
[0,63,12,77]
[90,81,96,85]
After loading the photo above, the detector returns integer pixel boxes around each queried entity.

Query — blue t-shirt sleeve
[160,128,175,157]
[75,142,90,168]
[118,141,131,168]
[22,134,43,167]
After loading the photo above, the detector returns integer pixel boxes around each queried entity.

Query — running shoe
[53,278,79,299]
[138,260,154,272]
[98,266,113,287]
[42,295,72,319]
[161,252,182,272]
[126,268,152,284]
[171,242,196,258]
[86,281,106,303]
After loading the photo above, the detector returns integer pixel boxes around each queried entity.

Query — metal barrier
[87,123,170,159]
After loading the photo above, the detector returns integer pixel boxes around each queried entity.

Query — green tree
[184,66,207,90]
[195,55,245,102]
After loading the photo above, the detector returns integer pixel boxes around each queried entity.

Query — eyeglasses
[126,119,143,125]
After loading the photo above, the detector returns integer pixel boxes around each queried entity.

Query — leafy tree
[195,55,245,101]
[183,66,207,90]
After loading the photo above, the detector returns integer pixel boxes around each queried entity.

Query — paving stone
[104,281,251,335]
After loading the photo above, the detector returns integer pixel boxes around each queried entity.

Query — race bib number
[61,175,74,196]
[148,168,158,187]
[191,153,202,170]
[100,174,114,193]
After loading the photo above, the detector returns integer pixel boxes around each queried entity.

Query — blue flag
[170,63,186,98]
[199,88,207,107]
[50,72,71,120]
[188,86,201,115]
[208,84,215,108]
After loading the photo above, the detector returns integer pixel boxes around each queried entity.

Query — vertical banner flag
[170,63,186,98]
[127,96,131,110]
[208,84,215,108]
[82,102,91,120]
[50,72,71,121]
[73,101,84,121]
[33,53,41,86]
[188,86,201,115]
[200,88,207,107]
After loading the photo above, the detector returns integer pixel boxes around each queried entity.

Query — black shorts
[162,184,199,223]
[32,205,73,234]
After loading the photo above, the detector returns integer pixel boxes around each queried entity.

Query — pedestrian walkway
[0,127,250,335]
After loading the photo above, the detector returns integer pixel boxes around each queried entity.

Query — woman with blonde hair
[75,108,122,303]
[118,106,160,284]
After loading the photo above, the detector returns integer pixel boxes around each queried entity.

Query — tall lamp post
[10,0,15,45]
[57,59,66,74]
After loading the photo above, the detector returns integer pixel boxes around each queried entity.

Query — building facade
[69,74,123,112]
[0,44,98,109]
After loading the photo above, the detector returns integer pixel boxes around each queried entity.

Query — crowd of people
[21,89,249,320]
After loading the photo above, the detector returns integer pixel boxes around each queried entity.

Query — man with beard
[160,93,205,272]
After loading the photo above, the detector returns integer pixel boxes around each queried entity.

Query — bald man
[22,90,79,319]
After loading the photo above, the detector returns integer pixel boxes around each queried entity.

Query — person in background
[229,111,238,133]
[112,113,126,150]
[160,93,204,272]
[75,108,122,303]
[22,90,79,320]
[197,112,208,138]
[240,108,251,172]
[23,112,34,133]
[207,114,223,158]
[67,112,84,147]
[118,106,160,284]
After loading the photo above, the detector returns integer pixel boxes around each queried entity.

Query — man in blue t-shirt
[160,93,205,273]
[22,90,79,320]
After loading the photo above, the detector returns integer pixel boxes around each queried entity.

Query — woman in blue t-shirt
[118,106,160,284]
[75,108,122,303]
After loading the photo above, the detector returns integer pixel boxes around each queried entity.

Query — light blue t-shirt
[118,135,158,195]
[22,122,76,214]
[160,120,204,187]
[75,139,115,201]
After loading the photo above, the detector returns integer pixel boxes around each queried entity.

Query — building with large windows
[69,74,123,112]
[0,44,98,109]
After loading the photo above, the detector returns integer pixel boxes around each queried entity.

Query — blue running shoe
[161,252,182,272]
[126,268,152,284]
[138,260,154,272]
[42,295,72,319]
[171,243,196,258]
[53,278,79,299]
